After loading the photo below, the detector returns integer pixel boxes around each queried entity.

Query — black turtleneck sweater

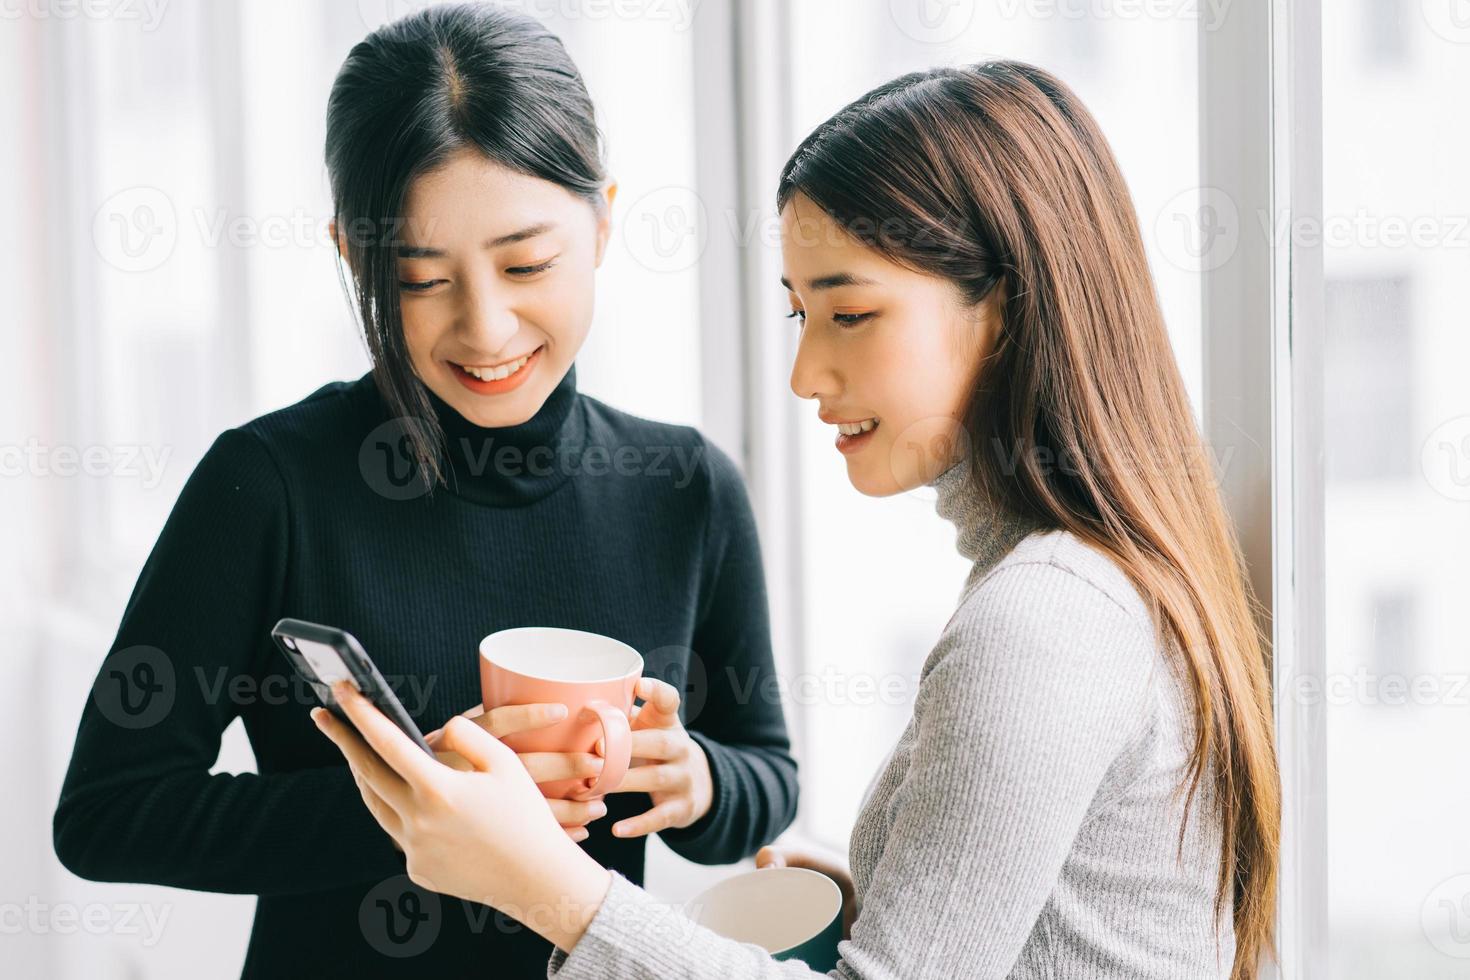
[53,365,799,977]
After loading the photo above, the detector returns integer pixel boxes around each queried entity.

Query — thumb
[755,846,786,869]
[440,715,511,772]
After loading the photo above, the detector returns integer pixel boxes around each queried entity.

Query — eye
[398,280,442,293]
[785,309,806,323]
[833,312,874,326]
[507,258,557,277]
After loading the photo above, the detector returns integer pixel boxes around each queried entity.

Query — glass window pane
[1323,5,1470,975]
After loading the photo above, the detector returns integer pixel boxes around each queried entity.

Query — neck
[930,457,1040,577]
[421,364,585,507]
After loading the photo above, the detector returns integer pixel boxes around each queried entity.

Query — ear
[330,218,348,264]
[593,180,618,268]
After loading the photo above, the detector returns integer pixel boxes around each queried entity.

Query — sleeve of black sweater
[52,427,406,896]
[655,437,800,864]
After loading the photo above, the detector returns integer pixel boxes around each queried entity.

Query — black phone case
[270,617,433,754]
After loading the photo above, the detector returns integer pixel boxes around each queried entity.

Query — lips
[448,345,544,395]
[825,415,880,455]
[451,345,542,382]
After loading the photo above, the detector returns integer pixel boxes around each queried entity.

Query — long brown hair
[779,61,1279,977]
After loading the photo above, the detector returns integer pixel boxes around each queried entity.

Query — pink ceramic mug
[479,627,642,801]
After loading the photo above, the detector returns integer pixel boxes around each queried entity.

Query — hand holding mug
[478,628,713,841]
[604,676,714,839]
[426,701,609,841]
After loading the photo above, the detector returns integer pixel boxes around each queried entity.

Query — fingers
[565,826,590,844]
[433,748,474,772]
[610,762,686,796]
[755,846,786,869]
[425,702,499,746]
[312,706,412,813]
[518,751,605,785]
[610,799,688,839]
[631,677,682,730]
[438,714,515,772]
[627,728,686,762]
[548,796,609,828]
[480,702,569,738]
[331,683,440,788]
[352,765,405,842]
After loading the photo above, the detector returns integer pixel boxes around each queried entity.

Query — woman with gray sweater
[315,60,1281,979]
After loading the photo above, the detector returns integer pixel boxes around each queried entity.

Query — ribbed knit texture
[547,460,1235,979]
[53,366,798,977]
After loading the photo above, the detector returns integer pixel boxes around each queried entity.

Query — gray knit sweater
[548,460,1235,978]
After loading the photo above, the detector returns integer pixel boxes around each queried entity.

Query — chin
[844,462,905,498]
[451,390,540,429]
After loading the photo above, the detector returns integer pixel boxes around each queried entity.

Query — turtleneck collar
[421,364,586,508]
[930,457,1042,581]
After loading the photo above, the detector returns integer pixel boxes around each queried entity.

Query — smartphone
[270,617,433,754]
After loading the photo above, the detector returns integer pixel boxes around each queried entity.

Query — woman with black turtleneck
[51,5,798,977]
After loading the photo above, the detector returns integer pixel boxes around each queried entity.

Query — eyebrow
[396,222,557,259]
[779,272,879,292]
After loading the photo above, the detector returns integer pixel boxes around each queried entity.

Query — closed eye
[398,279,442,292]
[507,258,557,277]
[833,312,874,326]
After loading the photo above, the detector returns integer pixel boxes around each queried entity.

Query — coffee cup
[685,867,844,971]
[479,626,642,801]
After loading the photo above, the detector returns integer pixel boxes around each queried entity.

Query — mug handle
[574,699,631,799]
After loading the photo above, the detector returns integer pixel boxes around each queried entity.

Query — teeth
[460,353,531,381]
[836,419,878,436]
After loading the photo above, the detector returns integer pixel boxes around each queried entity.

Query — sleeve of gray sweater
[546,552,1161,979]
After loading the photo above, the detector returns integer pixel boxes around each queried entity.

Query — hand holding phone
[271,617,433,754]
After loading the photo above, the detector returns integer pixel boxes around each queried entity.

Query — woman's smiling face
[391,148,614,428]
[780,193,1002,497]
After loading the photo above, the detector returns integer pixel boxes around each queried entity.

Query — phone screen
[293,637,356,688]
[271,617,433,754]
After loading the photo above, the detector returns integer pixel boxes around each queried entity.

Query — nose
[789,326,838,402]
[457,277,521,355]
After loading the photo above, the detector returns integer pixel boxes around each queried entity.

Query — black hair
[325,1,606,492]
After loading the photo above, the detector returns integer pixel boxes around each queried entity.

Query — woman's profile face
[780,193,1001,497]
[392,148,614,428]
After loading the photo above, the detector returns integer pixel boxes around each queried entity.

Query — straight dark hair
[778,61,1280,978]
[325,2,606,494]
